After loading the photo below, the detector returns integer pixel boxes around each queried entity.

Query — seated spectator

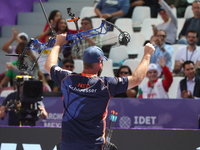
[114,65,138,98]
[138,57,173,98]
[177,0,200,46]
[174,30,200,74]
[55,18,77,58]
[72,17,102,59]
[94,0,129,24]
[177,60,200,99]
[53,58,75,92]
[36,18,74,86]
[36,15,77,43]
[38,10,62,43]
[150,30,173,72]
[2,29,29,62]
[152,0,177,44]
[43,18,72,41]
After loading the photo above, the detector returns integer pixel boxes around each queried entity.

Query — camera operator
[0,74,48,126]
[0,91,47,126]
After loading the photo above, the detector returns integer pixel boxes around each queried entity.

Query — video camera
[16,75,43,103]
[5,75,43,126]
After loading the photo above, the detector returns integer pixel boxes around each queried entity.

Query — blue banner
[0,97,200,129]
[108,98,200,129]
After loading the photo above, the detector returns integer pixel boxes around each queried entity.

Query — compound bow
[29,20,131,52]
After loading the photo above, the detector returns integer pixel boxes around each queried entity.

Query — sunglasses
[65,65,74,68]
[157,35,166,38]
[120,71,129,75]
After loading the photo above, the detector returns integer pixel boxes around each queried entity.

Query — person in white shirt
[177,60,200,99]
[174,29,200,74]
[138,57,173,98]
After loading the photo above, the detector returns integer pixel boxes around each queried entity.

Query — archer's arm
[127,43,155,89]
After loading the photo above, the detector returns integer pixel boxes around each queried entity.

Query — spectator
[174,30,200,74]
[177,0,200,45]
[114,65,138,98]
[72,17,102,59]
[152,0,177,44]
[36,17,70,45]
[53,58,75,92]
[43,18,71,41]
[2,29,29,62]
[55,18,77,58]
[177,60,200,99]
[39,10,62,43]
[0,42,39,92]
[36,18,73,84]
[138,57,173,98]
[36,16,77,43]
[60,58,75,71]
[150,30,173,72]
[94,0,129,24]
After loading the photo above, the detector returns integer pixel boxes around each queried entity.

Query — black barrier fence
[0,127,200,150]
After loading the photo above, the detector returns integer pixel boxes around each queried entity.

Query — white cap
[147,63,161,77]
[18,32,29,40]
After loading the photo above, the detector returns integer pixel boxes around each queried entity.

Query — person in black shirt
[0,91,47,126]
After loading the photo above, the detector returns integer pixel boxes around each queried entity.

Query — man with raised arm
[44,33,155,150]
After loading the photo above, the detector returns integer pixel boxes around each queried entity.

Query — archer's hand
[144,43,155,57]
[55,33,68,47]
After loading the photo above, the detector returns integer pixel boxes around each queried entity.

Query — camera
[17,76,43,103]
[5,75,43,126]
